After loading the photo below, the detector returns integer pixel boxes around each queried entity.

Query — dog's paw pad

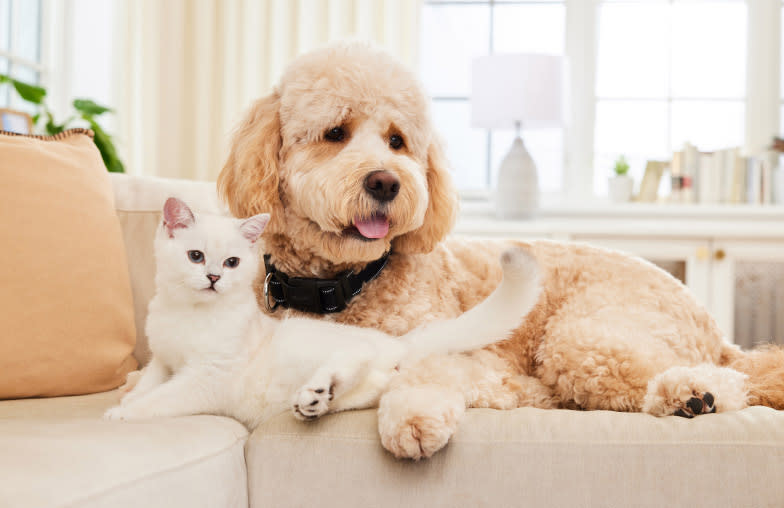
[674,392,716,418]
[292,384,334,421]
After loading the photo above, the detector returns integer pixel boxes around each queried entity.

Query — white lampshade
[471,54,563,130]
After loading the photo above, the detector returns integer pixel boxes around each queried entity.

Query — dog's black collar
[262,252,390,314]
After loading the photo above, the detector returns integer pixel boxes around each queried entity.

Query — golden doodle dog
[218,43,784,460]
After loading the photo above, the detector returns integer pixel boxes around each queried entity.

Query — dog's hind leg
[642,364,749,417]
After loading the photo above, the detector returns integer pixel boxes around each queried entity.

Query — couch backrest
[110,174,223,364]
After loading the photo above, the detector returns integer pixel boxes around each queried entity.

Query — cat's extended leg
[292,350,372,421]
[378,349,556,460]
[104,366,222,420]
[117,357,169,406]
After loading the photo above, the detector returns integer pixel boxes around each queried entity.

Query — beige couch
[3,173,784,508]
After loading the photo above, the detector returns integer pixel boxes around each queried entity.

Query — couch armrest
[109,174,221,364]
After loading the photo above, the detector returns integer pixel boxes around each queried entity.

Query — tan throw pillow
[0,129,137,398]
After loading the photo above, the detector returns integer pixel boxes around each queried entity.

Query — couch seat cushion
[0,391,248,508]
[247,406,784,508]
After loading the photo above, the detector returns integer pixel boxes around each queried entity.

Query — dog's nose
[364,170,400,202]
[207,274,221,283]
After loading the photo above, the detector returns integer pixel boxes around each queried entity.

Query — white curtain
[115,0,421,181]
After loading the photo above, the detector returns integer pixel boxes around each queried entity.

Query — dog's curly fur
[219,43,784,460]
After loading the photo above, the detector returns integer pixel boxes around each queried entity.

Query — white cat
[104,198,541,429]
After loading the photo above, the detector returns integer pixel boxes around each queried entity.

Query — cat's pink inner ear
[240,213,270,243]
[163,197,195,238]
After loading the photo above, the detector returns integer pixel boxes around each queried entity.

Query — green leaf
[88,120,125,173]
[73,98,112,116]
[44,111,64,135]
[11,79,47,105]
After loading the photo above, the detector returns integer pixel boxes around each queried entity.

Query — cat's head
[154,197,270,302]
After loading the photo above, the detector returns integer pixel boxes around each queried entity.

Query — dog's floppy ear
[393,137,458,254]
[218,93,283,231]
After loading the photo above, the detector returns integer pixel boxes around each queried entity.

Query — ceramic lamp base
[495,136,539,219]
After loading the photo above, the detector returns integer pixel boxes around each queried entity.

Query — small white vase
[495,137,539,219]
[608,175,633,203]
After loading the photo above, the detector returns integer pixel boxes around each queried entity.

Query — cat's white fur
[104,198,541,429]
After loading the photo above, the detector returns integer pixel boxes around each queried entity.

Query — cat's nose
[206,274,221,283]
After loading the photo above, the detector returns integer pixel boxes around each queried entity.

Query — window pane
[493,4,565,54]
[420,5,490,97]
[780,105,784,135]
[491,128,563,192]
[0,0,9,52]
[596,2,669,98]
[431,100,488,190]
[670,100,744,151]
[13,0,41,62]
[670,1,746,99]
[594,100,669,195]
[781,7,784,100]
[0,57,7,108]
[9,64,39,114]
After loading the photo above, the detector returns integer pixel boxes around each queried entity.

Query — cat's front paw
[292,384,334,421]
[103,405,131,421]
[103,405,151,421]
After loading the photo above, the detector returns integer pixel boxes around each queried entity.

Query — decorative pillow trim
[0,128,94,141]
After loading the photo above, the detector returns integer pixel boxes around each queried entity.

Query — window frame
[0,0,45,105]
[0,0,74,120]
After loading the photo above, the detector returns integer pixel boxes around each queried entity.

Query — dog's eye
[324,126,345,142]
[389,134,404,150]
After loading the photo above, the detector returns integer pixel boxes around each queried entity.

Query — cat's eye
[188,250,205,264]
[224,257,240,268]
[324,126,345,142]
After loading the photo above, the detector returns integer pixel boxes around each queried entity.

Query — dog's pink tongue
[354,216,389,239]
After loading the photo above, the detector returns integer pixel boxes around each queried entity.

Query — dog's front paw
[292,384,334,421]
[378,386,465,460]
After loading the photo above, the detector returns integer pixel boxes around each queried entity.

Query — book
[637,161,665,203]
[730,152,747,204]
[698,152,717,204]
[682,143,698,204]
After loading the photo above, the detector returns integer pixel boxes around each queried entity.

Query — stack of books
[636,142,782,205]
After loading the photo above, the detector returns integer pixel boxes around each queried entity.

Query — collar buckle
[262,252,389,314]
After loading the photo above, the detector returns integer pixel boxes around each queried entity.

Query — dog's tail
[398,246,540,367]
[723,344,784,408]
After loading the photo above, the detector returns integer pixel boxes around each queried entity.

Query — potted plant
[0,74,124,172]
[608,155,633,203]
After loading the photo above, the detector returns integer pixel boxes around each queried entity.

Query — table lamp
[471,54,563,219]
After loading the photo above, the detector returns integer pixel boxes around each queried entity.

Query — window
[595,0,747,195]
[0,0,44,113]
[420,0,566,194]
[420,0,762,198]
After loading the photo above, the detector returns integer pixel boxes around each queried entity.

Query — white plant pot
[608,175,634,203]
[495,137,539,219]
